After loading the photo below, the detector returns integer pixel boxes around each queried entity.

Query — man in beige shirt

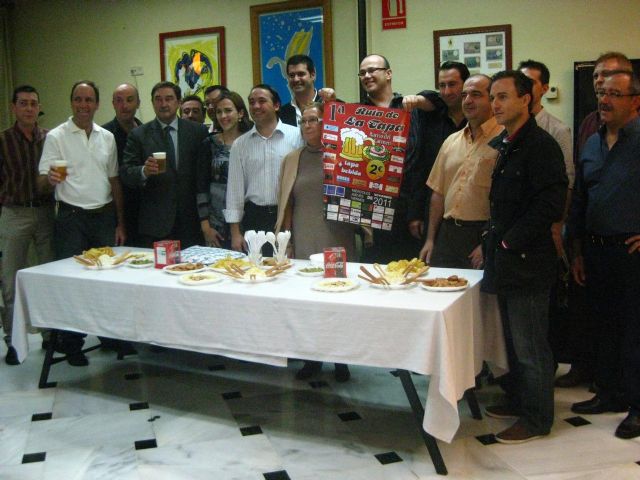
[419,74,503,268]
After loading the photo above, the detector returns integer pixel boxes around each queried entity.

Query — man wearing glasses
[569,70,640,440]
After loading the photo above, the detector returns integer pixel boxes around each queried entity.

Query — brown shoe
[485,404,520,419]
[495,421,546,444]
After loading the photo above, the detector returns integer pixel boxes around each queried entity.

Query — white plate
[312,279,359,292]
[419,283,468,292]
[85,262,124,271]
[179,272,222,286]
[296,267,325,277]
[369,281,416,290]
[127,260,154,268]
[163,263,206,275]
[229,274,277,284]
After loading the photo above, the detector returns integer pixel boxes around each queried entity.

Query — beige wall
[10,0,359,128]
[10,0,640,130]
[366,0,640,128]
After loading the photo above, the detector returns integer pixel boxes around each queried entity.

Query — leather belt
[57,201,113,214]
[587,233,637,246]
[443,218,486,227]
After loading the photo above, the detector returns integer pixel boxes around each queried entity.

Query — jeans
[498,289,555,434]
[584,242,640,412]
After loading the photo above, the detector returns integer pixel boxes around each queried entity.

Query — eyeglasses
[300,117,321,126]
[595,89,639,99]
[357,67,388,78]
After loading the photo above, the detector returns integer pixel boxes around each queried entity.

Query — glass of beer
[153,152,166,173]
[53,160,68,180]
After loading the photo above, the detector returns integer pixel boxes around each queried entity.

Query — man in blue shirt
[569,70,640,440]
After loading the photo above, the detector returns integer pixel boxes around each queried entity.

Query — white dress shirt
[224,120,302,223]
[535,108,574,188]
[39,117,118,209]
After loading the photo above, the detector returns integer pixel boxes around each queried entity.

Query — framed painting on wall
[433,24,512,85]
[250,0,333,105]
[159,27,226,98]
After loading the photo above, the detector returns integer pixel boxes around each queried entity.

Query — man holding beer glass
[38,80,126,366]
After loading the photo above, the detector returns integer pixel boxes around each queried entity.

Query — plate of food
[312,278,359,292]
[163,263,206,275]
[127,254,154,268]
[209,256,254,272]
[73,247,131,270]
[367,270,417,290]
[178,272,222,286]
[228,266,277,283]
[296,265,324,277]
[385,258,429,277]
[420,275,469,292]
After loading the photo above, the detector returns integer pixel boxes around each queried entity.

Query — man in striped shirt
[224,84,302,254]
[0,85,54,365]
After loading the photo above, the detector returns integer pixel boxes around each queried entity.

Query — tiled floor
[1,335,639,479]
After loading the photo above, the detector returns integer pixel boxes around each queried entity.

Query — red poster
[321,102,410,231]
[382,0,406,30]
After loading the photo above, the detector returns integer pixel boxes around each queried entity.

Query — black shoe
[615,412,640,439]
[571,395,628,415]
[116,342,138,357]
[67,351,89,367]
[5,346,19,365]
[555,365,593,388]
[296,361,322,380]
[334,364,351,383]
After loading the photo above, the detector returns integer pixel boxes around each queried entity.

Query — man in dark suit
[121,81,208,248]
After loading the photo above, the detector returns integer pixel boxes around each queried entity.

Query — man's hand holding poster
[321,102,410,230]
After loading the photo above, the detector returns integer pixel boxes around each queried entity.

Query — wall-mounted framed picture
[433,24,512,85]
[250,0,333,105]
[159,27,226,98]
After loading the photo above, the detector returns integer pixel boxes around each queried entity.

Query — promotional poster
[321,102,410,230]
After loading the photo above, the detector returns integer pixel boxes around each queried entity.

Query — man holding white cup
[121,81,209,248]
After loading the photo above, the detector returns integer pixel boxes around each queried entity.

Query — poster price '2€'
[321,102,410,230]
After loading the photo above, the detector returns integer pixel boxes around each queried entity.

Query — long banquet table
[12,253,506,472]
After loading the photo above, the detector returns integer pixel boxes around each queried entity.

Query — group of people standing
[1,48,638,443]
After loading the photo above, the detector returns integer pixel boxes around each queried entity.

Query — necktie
[164,125,177,169]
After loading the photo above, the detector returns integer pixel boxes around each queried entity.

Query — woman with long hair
[198,91,253,247]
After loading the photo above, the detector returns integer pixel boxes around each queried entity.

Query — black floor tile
[31,412,52,422]
[134,439,157,450]
[124,373,141,380]
[263,470,291,480]
[240,425,263,436]
[222,391,242,400]
[375,451,403,465]
[129,402,149,411]
[565,416,591,427]
[338,411,362,422]
[22,452,46,464]
[309,380,329,389]
[208,364,226,371]
[476,433,498,445]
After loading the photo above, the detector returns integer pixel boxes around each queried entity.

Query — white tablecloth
[12,255,506,442]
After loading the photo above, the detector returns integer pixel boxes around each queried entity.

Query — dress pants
[584,240,640,413]
[1,205,55,342]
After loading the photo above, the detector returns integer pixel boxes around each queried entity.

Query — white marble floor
[1,335,639,479]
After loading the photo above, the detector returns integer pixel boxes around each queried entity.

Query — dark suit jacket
[120,118,208,247]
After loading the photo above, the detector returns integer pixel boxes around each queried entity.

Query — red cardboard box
[154,240,181,269]
[324,247,347,278]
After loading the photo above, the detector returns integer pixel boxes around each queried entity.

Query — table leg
[396,369,448,475]
[38,331,101,389]
[464,388,483,420]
